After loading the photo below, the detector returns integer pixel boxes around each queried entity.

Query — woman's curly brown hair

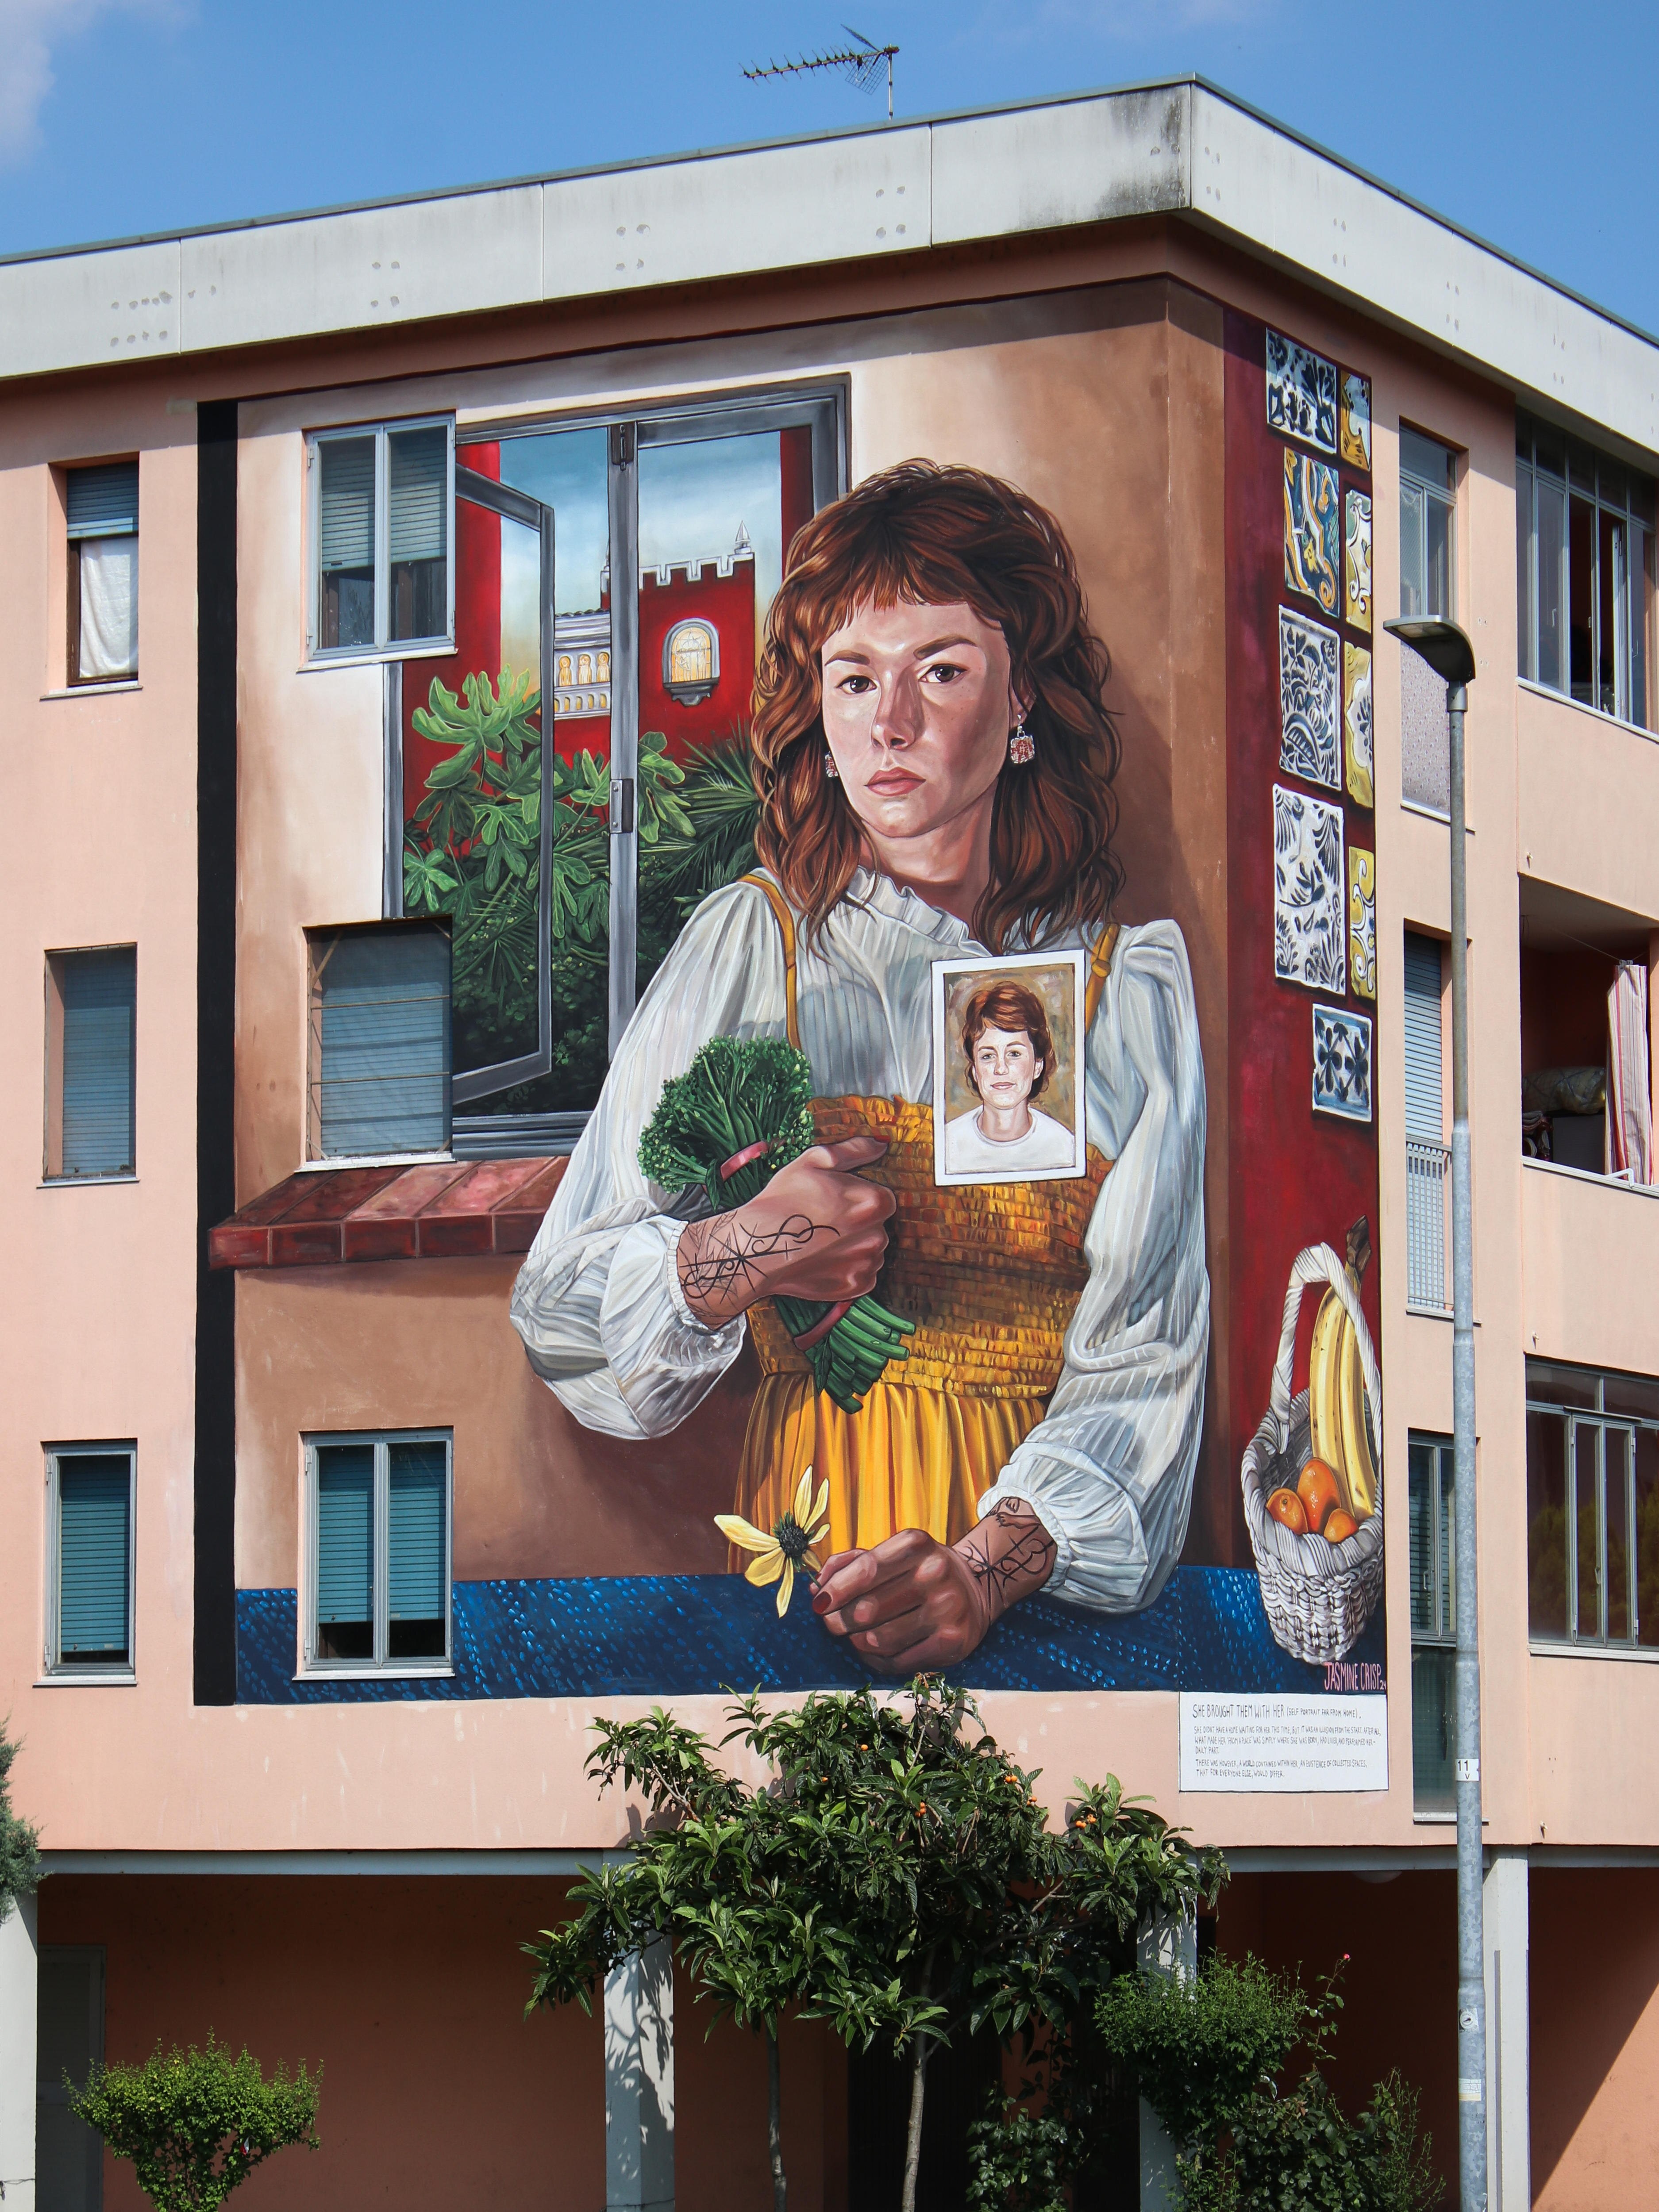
[750,459,1121,951]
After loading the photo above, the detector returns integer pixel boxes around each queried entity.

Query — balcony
[1519,877,1654,1190]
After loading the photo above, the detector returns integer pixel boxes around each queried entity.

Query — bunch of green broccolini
[638,1037,915,1413]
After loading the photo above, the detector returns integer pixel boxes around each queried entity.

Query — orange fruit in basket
[1323,1508,1359,1545]
[1266,1488,1309,1536]
[1297,1458,1343,1535]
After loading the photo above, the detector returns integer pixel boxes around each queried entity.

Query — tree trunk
[900,2032,930,2212]
[766,2020,787,2212]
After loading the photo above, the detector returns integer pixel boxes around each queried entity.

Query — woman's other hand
[809,1501,1057,1672]
[676,1135,895,1329]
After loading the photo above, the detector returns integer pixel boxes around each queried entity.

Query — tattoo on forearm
[681,1212,838,1309]
[964,1502,1056,1612]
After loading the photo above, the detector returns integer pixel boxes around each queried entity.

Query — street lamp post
[1385,614,1484,2212]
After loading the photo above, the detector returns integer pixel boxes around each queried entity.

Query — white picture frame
[931,949,1087,1187]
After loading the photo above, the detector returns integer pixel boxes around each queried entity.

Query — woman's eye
[836,672,876,695]
[922,661,966,685]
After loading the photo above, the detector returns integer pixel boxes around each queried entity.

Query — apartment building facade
[2,79,1657,2211]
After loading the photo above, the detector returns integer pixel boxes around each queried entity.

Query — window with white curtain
[66,459,139,683]
[309,417,454,659]
[304,1431,452,1672]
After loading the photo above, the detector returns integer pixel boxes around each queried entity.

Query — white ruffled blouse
[510,868,1210,1614]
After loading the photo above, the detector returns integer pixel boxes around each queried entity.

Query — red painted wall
[637,559,758,762]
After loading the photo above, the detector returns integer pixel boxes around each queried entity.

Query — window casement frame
[1527,1365,1659,1655]
[305,415,457,666]
[43,1441,137,1683]
[301,1428,454,1679]
[304,919,454,1166]
[64,456,140,688]
[1515,411,1655,730]
[1398,426,1458,623]
[1408,1430,1456,1814]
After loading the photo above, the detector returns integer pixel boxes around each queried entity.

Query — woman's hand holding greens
[676,1135,896,1331]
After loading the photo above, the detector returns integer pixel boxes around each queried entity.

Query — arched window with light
[663,619,718,704]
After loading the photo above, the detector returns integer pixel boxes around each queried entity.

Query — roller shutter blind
[318,436,375,572]
[315,927,450,1157]
[58,1455,131,1660]
[388,1441,447,1621]
[388,426,448,563]
[316,1445,373,1625]
[66,460,138,539]
[59,948,136,1175]
[1403,932,1444,1143]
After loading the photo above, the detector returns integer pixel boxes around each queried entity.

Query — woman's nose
[871,675,924,750]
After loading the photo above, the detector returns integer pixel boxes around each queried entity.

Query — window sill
[1529,1638,1659,1663]
[35,1671,136,1686]
[1399,796,1451,825]
[39,1173,137,1189]
[40,679,141,699]
[296,1665,455,1683]
[1521,1157,1659,1200]
[300,641,455,674]
[1412,1810,1489,1825]
[1406,1301,1452,1319]
[298,1151,454,1173]
[1517,677,1656,744]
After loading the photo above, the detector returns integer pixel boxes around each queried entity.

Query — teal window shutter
[66,461,139,539]
[316,928,450,1157]
[316,1445,373,1625]
[388,1441,447,1622]
[58,1454,131,1661]
[318,437,375,572]
[60,948,136,1175]
[388,427,448,565]
[1403,932,1443,1143]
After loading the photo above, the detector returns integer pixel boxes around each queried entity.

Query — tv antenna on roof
[744,26,898,121]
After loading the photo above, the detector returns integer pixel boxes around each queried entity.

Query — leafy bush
[0,1719,42,1922]
[69,2034,320,2212]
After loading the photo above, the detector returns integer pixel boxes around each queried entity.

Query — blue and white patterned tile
[1283,449,1341,616]
[1278,607,1341,790]
[1343,643,1373,809]
[1273,783,1346,994]
[1346,489,1373,633]
[1340,372,1372,472]
[1266,328,1338,453]
[1312,1004,1373,1123]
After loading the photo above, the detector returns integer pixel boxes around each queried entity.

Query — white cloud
[0,0,180,167]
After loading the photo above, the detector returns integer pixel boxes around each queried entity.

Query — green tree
[69,2034,320,2212]
[0,1718,42,1923]
[527,1679,1220,2212]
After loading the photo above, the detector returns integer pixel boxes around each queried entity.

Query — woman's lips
[864,768,923,795]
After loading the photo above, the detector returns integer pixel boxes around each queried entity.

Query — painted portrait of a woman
[511,459,1209,1671]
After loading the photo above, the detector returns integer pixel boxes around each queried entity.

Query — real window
[36,1946,106,2208]
[307,923,450,1161]
[66,459,139,684]
[1409,1433,1455,1811]
[390,384,843,1157]
[1527,1360,1659,1650]
[1517,411,1655,729]
[305,1432,452,1672]
[1403,932,1447,1310]
[1398,429,1457,812]
[45,946,137,1180]
[309,418,454,660]
[46,1446,135,1678]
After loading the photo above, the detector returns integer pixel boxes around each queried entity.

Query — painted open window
[309,417,454,659]
[46,1445,135,1678]
[389,385,843,1155]
[305,1431,452,1673]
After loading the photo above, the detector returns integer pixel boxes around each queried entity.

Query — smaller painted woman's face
[970,1025,1041,1109]
[819,599,1022,847]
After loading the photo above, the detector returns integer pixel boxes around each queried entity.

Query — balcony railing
[1406,1138,1450,1310]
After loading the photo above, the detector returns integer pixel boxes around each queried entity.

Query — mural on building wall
[235,306,1387,1775]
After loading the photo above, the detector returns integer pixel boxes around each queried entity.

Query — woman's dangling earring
[1008,711,1035,766]
[824,750,840,780]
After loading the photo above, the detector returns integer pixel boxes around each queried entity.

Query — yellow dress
[731,876,1119,1560]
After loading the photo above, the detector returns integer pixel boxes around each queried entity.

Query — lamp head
[1384,615,1476,688]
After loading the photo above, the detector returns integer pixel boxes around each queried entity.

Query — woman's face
[820,599,1022,847]
[970,1025,1041,1110]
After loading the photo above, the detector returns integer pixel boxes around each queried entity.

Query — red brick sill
[209,1157,567,1270]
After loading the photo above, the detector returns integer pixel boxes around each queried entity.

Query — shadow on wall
[1529,1867,1659,2206]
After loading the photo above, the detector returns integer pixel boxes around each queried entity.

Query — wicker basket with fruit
[1241,1219,1383,1664]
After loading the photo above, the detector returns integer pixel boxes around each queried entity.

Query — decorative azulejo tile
[1312,1003,1373,1124]
[1273,783,1346,995]
[1347,846,1377,1001]
[1340,372,1372,472]
[1266,328,1338,453]
[1345,489,1373,632]
[1343,642,1374,809]
[1279,607,1341,791]
[1283,449,1341,617]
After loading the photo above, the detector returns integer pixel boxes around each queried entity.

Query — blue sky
[3,0,1657,338]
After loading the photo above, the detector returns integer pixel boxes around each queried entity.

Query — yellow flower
[716,1467,831,1618]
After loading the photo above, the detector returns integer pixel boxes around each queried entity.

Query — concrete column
[1139,1906,1197,2212]
[604,1941,674,2212]
[1483,1851,1530,2212]
[0,1895,39,2210]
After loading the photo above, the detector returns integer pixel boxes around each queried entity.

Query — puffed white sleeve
[978,921,1210,1611]
[508,880,789,1439]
